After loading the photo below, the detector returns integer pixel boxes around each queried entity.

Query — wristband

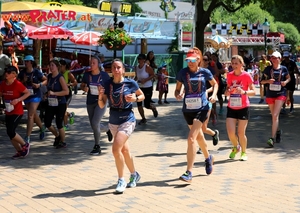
[40,83,42,87]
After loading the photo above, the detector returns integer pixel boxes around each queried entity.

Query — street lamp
[262,18,270,55]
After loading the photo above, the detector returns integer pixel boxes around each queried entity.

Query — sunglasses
[203,59,209,61]
[186,59,197,63]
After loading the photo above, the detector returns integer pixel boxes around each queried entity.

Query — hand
[281,81,287,86]
[98,85,105,96]
[175,93,183,101]
[269,79,275,84]
[32,83,39,89]
[49,90,55,96]
[124,93,135,102]
[84,86,89,93]
[209,96,216,103]
[10,99,19,106]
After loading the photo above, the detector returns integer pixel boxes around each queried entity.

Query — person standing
[18,55,47,143]
[175,47,218,182]
[0,66,31,159]
[44,60,69,148]
[134,54,158,125]
[260,51,290,147]
[146,51,157,103]
[225,55,256,161]
[81,55,112,155]
[98,58,145,194]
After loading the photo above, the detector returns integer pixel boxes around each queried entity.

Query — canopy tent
[204,35,232,50]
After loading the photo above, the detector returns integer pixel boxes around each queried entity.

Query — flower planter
[104,43,127,51]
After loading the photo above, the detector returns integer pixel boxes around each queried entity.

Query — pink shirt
[227,71,253,109]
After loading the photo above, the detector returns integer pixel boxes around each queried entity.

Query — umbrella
[28,25,73,40]
[70,31,102,46]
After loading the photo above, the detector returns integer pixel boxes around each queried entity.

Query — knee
[7,130,16,140]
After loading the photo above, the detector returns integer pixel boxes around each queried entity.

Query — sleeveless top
[136,64,152,88]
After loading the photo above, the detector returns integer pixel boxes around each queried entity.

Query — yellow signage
[98,1,131,14]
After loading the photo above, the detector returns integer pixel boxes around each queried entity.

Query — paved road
[0,84,300,213]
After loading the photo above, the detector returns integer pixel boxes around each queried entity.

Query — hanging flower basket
[98,26,132,51]
[104,42,127,51]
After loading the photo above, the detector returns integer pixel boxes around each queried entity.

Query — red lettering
[47,10,57,21]
[2,14,11,22]
[68,11,76,21]
[29,10,42,23]
[61,11,68,20]
[55,10,63,20]
[38,11,48,22]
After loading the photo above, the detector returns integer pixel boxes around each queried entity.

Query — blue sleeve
[205,68,213,81]
[103,80,110,96]
[130,79,139,92]
[82,72,89,84]
[176,68,184,83]
[101,71,111,84]
[36,69,44,81]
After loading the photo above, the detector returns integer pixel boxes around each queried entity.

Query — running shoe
[21,142,30,158]
[197,148,202,154]
[179,171,192,182]
[240,152,248,161]
[152,108,158,118]
[276,130,282,143]
[53,135,61,147]
[258,99,264,104]
[150,100,155,103]
[229,145,241,159]
[69,112,75,125]
[138,118,147,125]
[267,138,274,147]
[39,126,46,140]
[205,155,214,175]
[164,101,170,104]
[158,101,163,105]
[212,130,219,146]
[56,142,67,149]
[218,108,224,115]
[115,178,127,194]
[63,125,70,131]
[106,130,113,142]
[12,151,22,159]
[90,145,101,155]
[127,172,141,188]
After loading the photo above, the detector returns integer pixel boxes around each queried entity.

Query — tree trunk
[141,38,147,54]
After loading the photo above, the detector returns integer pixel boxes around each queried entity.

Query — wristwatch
[244,91,247,95]
[136,96,139,102]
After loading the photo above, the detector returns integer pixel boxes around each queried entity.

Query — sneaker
[12,151,22,159]
[276,130,282,143]
[21,142,30,158]
[56,142,67,149]
[53,135,61,147]
[164,101,170,104]
[267,138,274,147]
[218,108,224,115]
[63,125,70,131]
[158,100,163,105]
[138,118,147,125]
[69,112,75,125]
[106,130,113,142]
[115,178,127,194]
[289,107,294,114]
[205,155,214,175]
[90,145,101,155]
[280,108,287,115]
[229,145,241,159]
[127,172,141,188]
[258,99,264,104]
[39,126,46,140]
[150,100,155,103]
[212,130,219,146]
[179,171,192,182]
[24,136,30,143]
[197,148,202,154]
[152,108,158,118]
[240,152,248,161]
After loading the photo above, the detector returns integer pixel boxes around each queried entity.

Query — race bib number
[89,83,100,95]
[48,95,58,106]
[269,82,281,91]
[230,94,242,107]
[5,100,14,112]
[27,86,34,95]
[185,94,202,109]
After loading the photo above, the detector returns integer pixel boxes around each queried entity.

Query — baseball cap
[282,51,290,57]
[185,49,200,60]
[24,55,34,61]
[271,51,281,59]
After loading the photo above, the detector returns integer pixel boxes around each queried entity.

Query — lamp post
[262,18,270,55]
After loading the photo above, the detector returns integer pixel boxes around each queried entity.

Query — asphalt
[0,84,300,213]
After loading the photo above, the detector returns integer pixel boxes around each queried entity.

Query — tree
[195,0,271,52]
[275,22,300,50]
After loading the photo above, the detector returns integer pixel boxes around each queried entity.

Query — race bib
[185,94,202,109]
[5,100,14,112]
[89,83,100,95]
[230,94,242,107]
[269,82,281,91]
[27,86,34,95]
[48,95,58,106]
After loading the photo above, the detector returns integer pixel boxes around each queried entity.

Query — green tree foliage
[275,22,300,50]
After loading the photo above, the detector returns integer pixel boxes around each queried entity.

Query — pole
[264,31,267,55]
[113,12,118,59]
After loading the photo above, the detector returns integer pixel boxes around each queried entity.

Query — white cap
[271,51,282,59]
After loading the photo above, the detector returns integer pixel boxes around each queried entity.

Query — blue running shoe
[115,178,127,194]
[205,155,214,175]
[127,172,141,188]
[24,136,30,143]
[39,126,46,140]
[179,171,192,182]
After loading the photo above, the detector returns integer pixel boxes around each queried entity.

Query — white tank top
[136,64,152,88]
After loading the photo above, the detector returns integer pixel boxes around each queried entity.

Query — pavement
[0,84,300,213]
